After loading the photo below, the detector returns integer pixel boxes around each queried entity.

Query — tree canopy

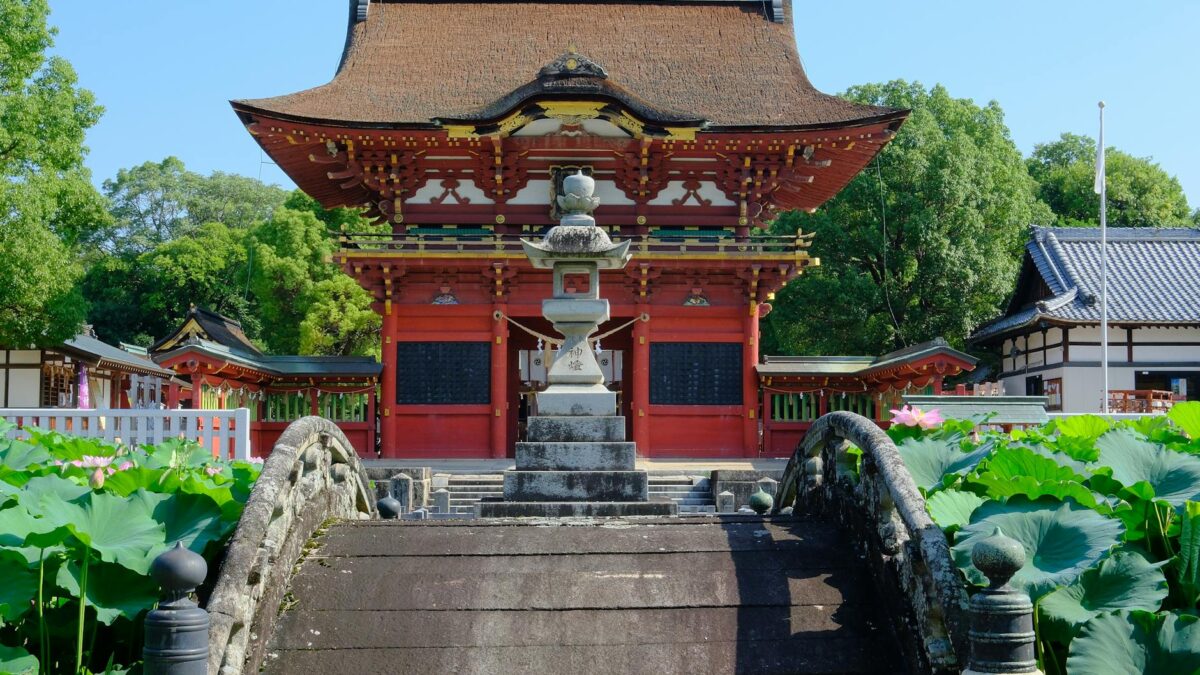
[765,81,1053,357]
[1028,133,1198,228]
[0,0,107,346]
[82,162,382,358]
[98,156,288,254]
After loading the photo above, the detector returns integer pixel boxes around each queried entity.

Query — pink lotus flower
[889,405,944,430]
[204,466,221,477]
[77,456,114,469]
[89,467,106,489]
[117,461,134,472]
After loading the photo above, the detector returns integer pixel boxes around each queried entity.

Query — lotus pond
[0,421,261,675]
[891,401,1200,674]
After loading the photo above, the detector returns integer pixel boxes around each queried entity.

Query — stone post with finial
[964,527,1040,674]
[144,543,210,674]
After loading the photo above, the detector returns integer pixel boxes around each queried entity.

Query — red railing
[1108,390,1182,414]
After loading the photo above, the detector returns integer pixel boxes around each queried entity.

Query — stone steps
[264,517,905,674]
[428,473,716,517]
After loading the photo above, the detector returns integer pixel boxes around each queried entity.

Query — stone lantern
[521,171,631,416]
[477,171,675,517]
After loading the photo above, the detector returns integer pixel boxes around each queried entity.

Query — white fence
[0,408,252,461]
[1046,412,1165,422]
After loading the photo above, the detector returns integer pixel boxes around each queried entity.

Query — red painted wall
[377,280,759,459]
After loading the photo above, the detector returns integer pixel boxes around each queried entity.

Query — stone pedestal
[479,170,675,518]
[476,414,676,517]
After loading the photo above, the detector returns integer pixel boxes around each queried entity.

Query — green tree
[1028,133,1195,228]
[283,190,373,231]
[299,276,381,356]
[248,208,338,354]
[249,204,383,356]
[84,222,258,347]
[765,81,1052,356]
[100,156,286,253]
[138,222,257,342]
[0,0,107,346]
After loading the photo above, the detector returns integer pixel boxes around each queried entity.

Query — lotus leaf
[0,505,68,563]
[969,473,1110,513]
[953,497,1124,599]
[1055,415,1113,442]
[1023,443,1094,476]
[56,559,159,625]
[0,438,52,472]
[0,645,38,675]
[896,437,991,493]
[16,476,89,508]
[101,467,179,497]
[925,489,986,531]
[1066,610,1200,674]
[1039,552,1169,643]
[37,491,166,574]
[0,556,38,623]
[134,491,231,557]
[0,480,16,505]
[978,446,1089,483]
[1173,501,1200,607]
[1170,402,1200,440]
[1097,429,1200,508]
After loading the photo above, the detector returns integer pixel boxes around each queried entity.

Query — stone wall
[774,411,969,675]
[205,416,375,675]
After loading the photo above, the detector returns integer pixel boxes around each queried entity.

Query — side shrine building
[233,0,908,459]
[971,227,1200,413]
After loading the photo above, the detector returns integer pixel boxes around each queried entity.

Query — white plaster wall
[508,179,553,205]
[592,179,635,206]
[408,177,491,204]
[648,181,734,207]
[8,369,39,407]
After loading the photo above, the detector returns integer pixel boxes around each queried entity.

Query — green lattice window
[318,392,369,422]
[770,393,820,421]
[264,392,310,422]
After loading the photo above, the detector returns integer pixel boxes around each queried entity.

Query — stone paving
[262,516,902,674]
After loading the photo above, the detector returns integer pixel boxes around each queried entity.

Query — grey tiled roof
[971,226,1200,342]
[155,338,381,379]
[62,334,176,378]
[758,338,976,377]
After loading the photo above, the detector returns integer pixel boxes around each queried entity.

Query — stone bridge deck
[262,516,903,674]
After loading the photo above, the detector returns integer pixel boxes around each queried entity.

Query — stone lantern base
[475,414,677,517]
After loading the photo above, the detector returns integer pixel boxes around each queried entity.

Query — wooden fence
[0,408,252,460]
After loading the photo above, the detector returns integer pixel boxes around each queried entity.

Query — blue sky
[48,1,1199,209]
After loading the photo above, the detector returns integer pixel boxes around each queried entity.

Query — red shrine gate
[232,0,909,459]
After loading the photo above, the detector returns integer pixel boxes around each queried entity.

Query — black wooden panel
[396,342,490,405]
[649,342,742,405]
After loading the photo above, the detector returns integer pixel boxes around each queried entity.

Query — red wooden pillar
[760,380,771,456]
[366,383,377,455]
[490,307,509,458]
[167,382,180,409]
[632,306,650,452]
[380,303,398,457]
[743,303,761,456]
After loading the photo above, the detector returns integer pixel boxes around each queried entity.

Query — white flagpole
[1096,101,1109,414]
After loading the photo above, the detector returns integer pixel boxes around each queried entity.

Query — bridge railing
[205,416,374,675]
[773,411,969,675]
[0,407,251,460]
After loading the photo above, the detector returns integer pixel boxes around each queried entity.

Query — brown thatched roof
[233,0,900,130]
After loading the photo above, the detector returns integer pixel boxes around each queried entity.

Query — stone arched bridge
[196,414,976,675]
